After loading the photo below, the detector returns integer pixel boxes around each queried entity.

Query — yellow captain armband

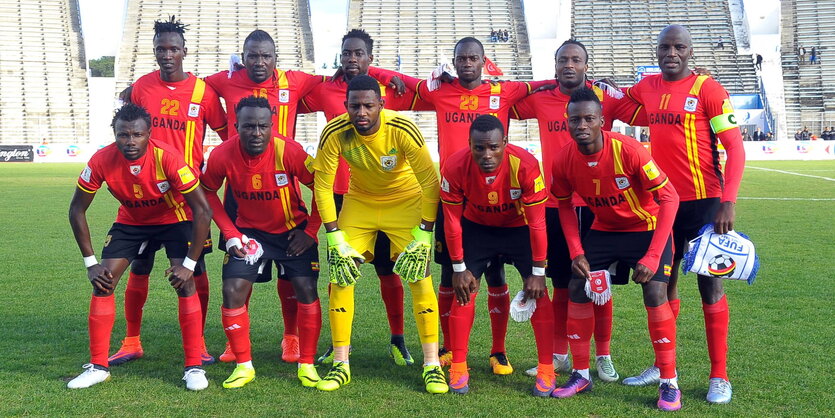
[710,112,738,134]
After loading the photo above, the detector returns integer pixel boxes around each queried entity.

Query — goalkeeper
[311,75,446,394]
[440,115,553,396]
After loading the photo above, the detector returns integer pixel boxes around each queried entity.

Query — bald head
[656,25,693,81]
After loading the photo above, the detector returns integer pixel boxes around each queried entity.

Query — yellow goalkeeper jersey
[312,109,440,224]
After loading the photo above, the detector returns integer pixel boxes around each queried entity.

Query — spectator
[811,47,817,64]
[801,127,811,141]
[741,128,752,141]
[753,127,764,141]
[799,45,806,63]
[640,128,649,143]
[502,29,509,42]
[794,130,802,141]
[717,37,724,49]
[755,54,763,71]
[822,127,831,141]
[765,132,774,141]
[491,30,498,42]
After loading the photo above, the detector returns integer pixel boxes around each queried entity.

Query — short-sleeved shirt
[205,68,325,139]
[626,74,736,201]
[77,139,200,225]
[299,75,431,120]
[412,79,535,165]
[512,80,644,207]
[440,143,547,228]
[131,71,227,168]
[202,135,315,235]
[551,131,671,232]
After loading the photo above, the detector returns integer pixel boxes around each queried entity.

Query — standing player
[311,75,447,394]
[201,97,322,389]
[205,29,325,364]
[512,39,646,381]
[67,103,212,390]
[375,37,553,372]
[297,29,430,365]
[109,16,227,367]
[440,115,554,396]
[551,88,681,411]
[624,25,745,404]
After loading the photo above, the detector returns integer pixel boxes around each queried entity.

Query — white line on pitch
[738,197,835,201]
[745,166,835,182]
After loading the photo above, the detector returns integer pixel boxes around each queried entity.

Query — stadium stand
[780,0,835,134]
[571,0,759,95]
[114,0,319,145]
[349,0,539,142]
[0,0,89,144]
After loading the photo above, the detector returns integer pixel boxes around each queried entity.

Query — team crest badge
[279,89,290,103]
[380,155,396,171]
[440,177,450,193]
[510,188,522,200]
[615,176,630,190]
[130,165,141,176]
[188,103,200,118]
[157,181,170,193]
[485,175,496,184]
[275,173,288,186]
[684,97,698,112]
[489,96,500,110]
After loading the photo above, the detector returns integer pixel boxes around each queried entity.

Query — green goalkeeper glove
[393,226,433,283]
[326,230,364,287]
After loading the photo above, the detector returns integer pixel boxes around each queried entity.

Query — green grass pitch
[0,160,832,415]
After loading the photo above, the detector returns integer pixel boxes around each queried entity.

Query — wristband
[83,255,98,268]
[532,266,546,276]
[452,262,467,273]
[182,257,197,272]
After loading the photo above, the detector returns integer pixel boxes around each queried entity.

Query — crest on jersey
[380,155,397,171]
[441,177,450,193]
[510,188,522,200]
[188,103,200,118]
[279,89,290,103]
[130,165,142,176]
[275,173,288,186]
[489,96,500,110]
[485,175,496,184]
[157,181,171,193]
[80,166,92,182]
[684,97,699,112]
[615,176,630,190]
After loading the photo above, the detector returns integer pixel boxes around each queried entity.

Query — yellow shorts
[338,192,421,262]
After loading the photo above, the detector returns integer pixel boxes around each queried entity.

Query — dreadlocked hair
[153,15,188,44]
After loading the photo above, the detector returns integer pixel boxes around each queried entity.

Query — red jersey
[511,80,645,208]
[201,135,321,237]
[205,68,324,140]
[131,71,228,169]
[77,139,200,226]
[551,131,673,232]
[626,74,743,201]
[441,143,548,261]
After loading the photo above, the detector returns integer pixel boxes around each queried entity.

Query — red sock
[531,290,555,364]
[438,286,454,349]
[567,301,594,370]
[646,303,677,379]
[552,288,569,355]
[669,298,681,319]
[222,306,251,363]
[277,279,298,336]
[703,295,729,380]
[193,271,210,332]
[297,300,322,364]
[449,293,478,363]
[378,274,404,335]
[89,294,115,367]
[594,299,613,356]
[178,294,203,367]
[124,273,149,337]
[487,284,509,354]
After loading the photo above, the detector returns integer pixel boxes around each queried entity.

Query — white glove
[228,54,242,78]
[510,290,537,322]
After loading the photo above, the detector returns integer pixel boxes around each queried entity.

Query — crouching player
[312,75,446,394]
[440,115,554,396]
[550,88,682,411]
[67,103,212,390]
[200,97,323,389]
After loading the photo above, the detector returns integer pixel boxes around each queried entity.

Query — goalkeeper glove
[393,226,433,283]
[326,230,364,287]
